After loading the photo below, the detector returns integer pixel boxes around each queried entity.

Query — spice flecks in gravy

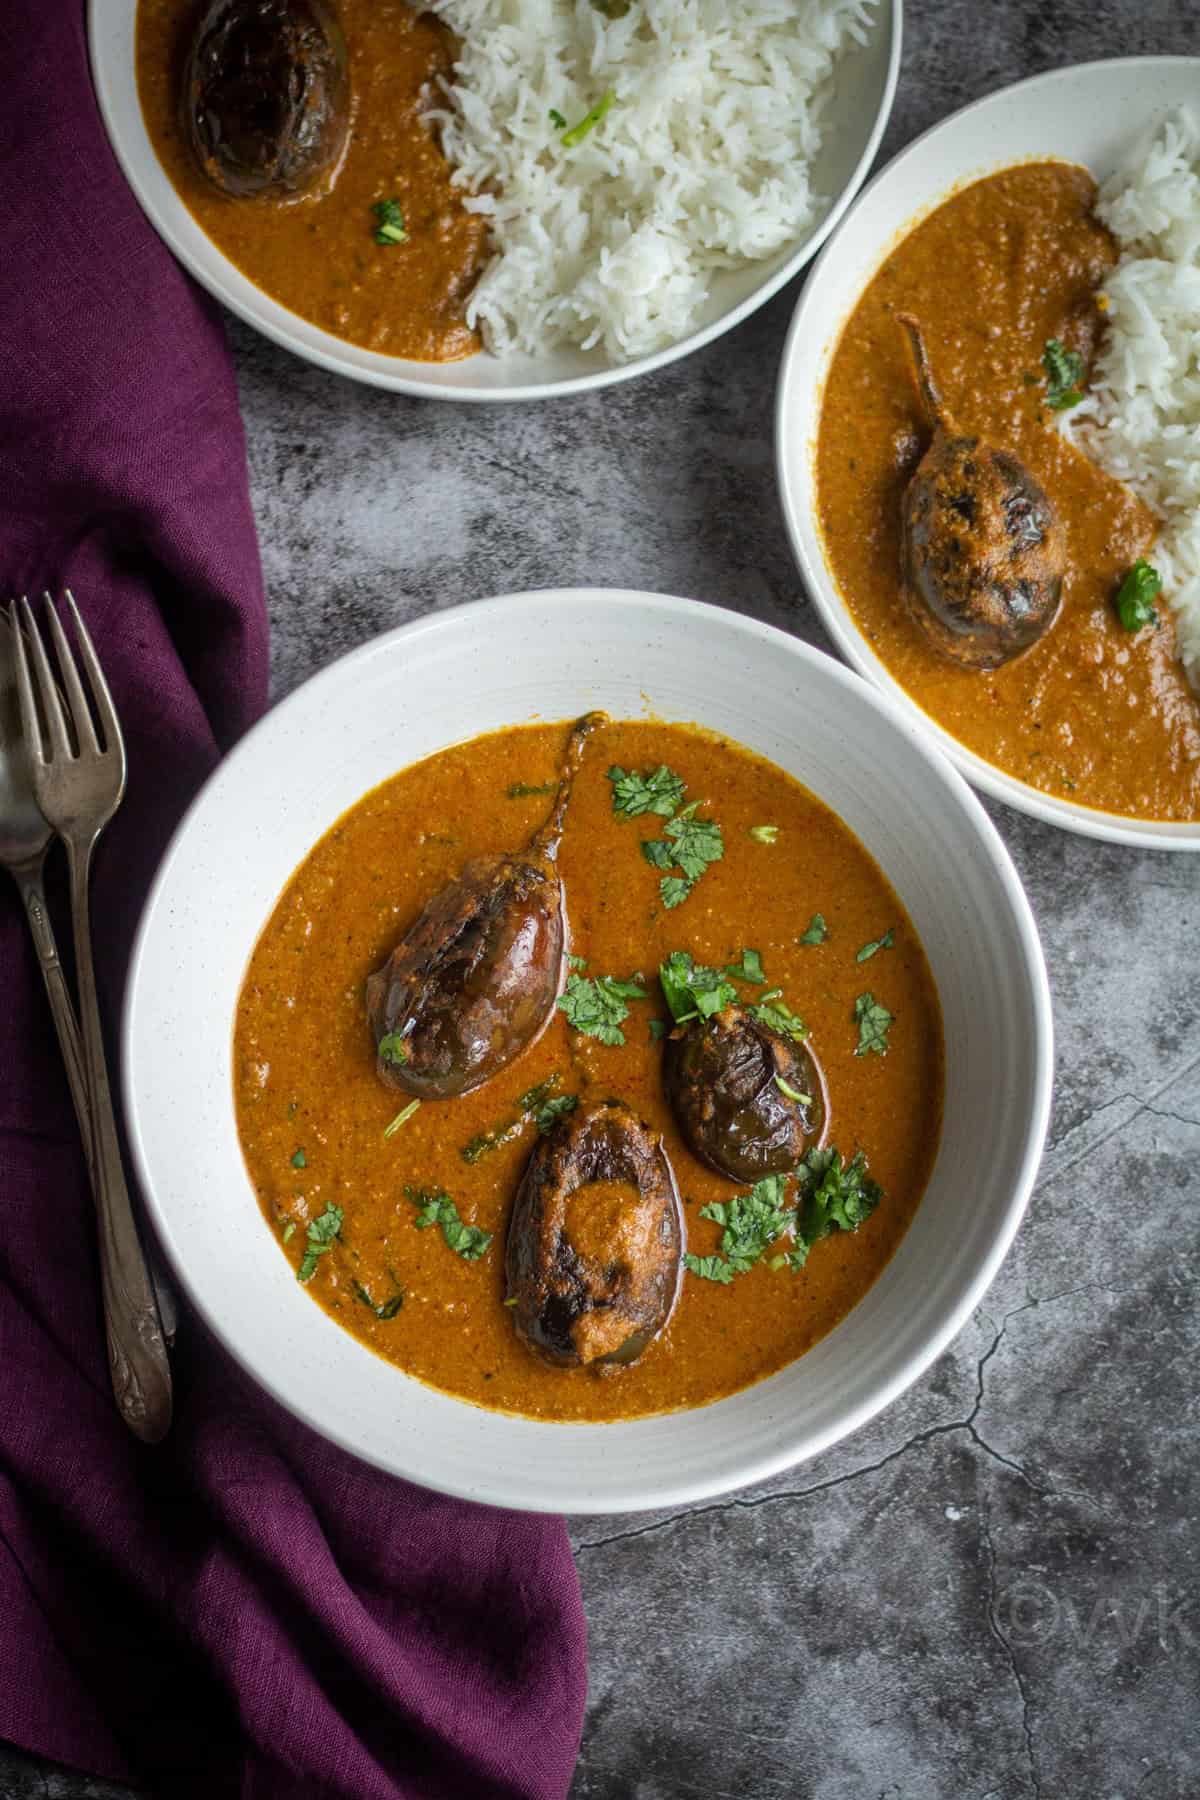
[234,721,943,1423]
[817,161,1200,823]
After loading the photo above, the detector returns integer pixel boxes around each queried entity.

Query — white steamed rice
[1063,107,1200,686]
[426,0,876,362]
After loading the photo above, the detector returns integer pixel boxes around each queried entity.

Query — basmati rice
[426,0,877,362]
[1063,108,1200,686]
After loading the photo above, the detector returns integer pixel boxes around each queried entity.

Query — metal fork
[11,593,172,1443]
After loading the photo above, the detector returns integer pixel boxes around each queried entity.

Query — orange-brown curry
[136,0,487,360]
[817,162,1200,822]
[234,721,944,1423]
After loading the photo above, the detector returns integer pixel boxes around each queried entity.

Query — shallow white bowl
[89,0,899,401]
[124,590,1051,1513]
[776,57,1200,851]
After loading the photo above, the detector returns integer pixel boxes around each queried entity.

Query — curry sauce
[817,161,1200,822]
[233,721,944,1423]
[136,0,488,361]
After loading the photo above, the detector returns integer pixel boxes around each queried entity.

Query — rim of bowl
[87,0,902,402]
[774,55,1200,852]
[122,590,1054,1511]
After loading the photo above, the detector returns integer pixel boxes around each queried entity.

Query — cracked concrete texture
[4,0,1197,1797]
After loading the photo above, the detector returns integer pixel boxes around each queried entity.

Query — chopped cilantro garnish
[383,1098,421,1138]
[686,1176,792,1281]
[557,973,647,1045]
[684,1253,735,1284]
[785,1147,882,1269]
[297,1203,343,1283]
[660,874,693,909]
[640,838,675,870]
[532,1093,578,1134]
[750,991,808,1041]
[353,1280,404,1320]
[280,1220,296,1243]
[290,1147,307,1169]
[856,928,895,963]
[853,992,893,1056]
[548,108,567,129]
[406,1186,492,1261]
[723,948,765,985]
[663,804,724,881]
[648,1018,668,1041]
[371,198,408,246]
[507,779,557,798]
[1115,558,1161,631]
[799,914,828,946]
[378,1032,409,1067]
[1042,338,1085,410]
[560,89,616,148]
[775,1075,812,1105]
[659,951,737,1024]
[568,954,587,970]
[749,824,779,844]
[607,763,686,818]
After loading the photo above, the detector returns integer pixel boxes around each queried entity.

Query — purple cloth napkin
[0,3,588,1795]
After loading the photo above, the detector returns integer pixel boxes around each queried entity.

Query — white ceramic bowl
[89,0,899,401]
[776,57,1200,851]
[124,591,1052,1513]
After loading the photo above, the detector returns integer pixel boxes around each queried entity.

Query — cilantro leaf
[297,1203,344,1283]
[663,804,724,882]
[560,89,616,148]
[290,1147,307,1169]
[1042,338,1085,410]
[507,779,556,798]
[377,1032,409,1067]
[799,914,828,946]
[640,838,674,870]
[548,107,567,129]
[1115,558,1161,631]
[700,1176,792,1273]
[406,1186,492,1261]
[785,1147,883,1268]
[659,951,737,1025]
[557,972,647,1045]
[532,1093,578,1134]
[854,992,893,1056]
[648,1018,668,1041]
[353,1280,404,1320]
[462,1078,576,1162]
[660,875,693,909]
[371,198,408,246]
[607,763,685,818]
[750,989,808,1041]
[723,948,766,985]
[684,1253,735,1284]
[856,928,895,963]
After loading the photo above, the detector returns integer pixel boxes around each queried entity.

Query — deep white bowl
[123,591,1052,1513]
[89,0,899,401]
[776,56,1200,851]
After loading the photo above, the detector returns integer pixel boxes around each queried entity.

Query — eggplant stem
[532,711,606,861]
[897,312,949,432]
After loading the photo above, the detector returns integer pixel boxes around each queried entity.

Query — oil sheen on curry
[136,0,487,360]
[234,719,944,1423]
[817,161,1200,822]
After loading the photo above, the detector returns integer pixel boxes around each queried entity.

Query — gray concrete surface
[3,0,1197,1795]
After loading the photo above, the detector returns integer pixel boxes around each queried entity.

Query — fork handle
[16,867,93,1152]
[15,866,179,1348]
[64,833,172,1443]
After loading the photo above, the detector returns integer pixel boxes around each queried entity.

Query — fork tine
[16,596,73,763]
[42,591,101,757]
[64,592,124,761]
[8,599,47,767]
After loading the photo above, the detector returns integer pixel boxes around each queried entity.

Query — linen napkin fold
[0,3,587,1794]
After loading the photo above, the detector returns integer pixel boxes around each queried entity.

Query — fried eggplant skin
[663,1004,828,1183]
[505,1102,684,1370]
